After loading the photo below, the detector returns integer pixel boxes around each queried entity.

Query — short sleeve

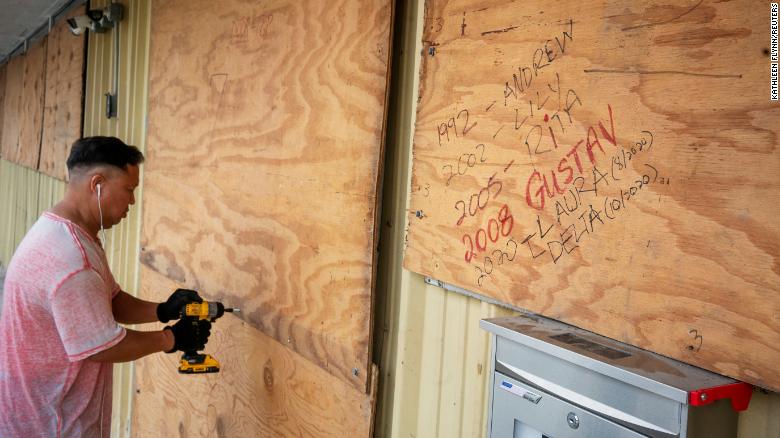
[51,269,126,361]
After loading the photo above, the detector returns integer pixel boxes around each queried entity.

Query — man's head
[66,136,144,229]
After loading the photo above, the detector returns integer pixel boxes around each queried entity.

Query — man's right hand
[164,318,212,353]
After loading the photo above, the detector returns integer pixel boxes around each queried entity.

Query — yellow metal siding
[84,0,151,308]
[0,159,66,265]
[83,2,151,437]
[375,1,780,438]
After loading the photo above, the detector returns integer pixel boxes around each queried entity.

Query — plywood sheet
[132,265,376,437]
[137,0,391,413]
[0,39,46,169]
[0,56,23,161]
[39,6,86,181]
[404,0,780,390]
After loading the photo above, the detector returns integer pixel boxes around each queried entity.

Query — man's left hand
[157,288,202,323]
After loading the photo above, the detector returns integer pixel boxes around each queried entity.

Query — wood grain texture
[0,56,22,161]
[132,265,376,437]
[404,0,780,390]
[0,39,46,169]
[138,0,392,393]
[39,6,86,181]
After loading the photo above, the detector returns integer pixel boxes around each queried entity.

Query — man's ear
[89,174,105,196]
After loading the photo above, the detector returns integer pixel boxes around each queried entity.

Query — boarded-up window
[404,0,780,391]
[1,39,47,169]
[0,6,85,181]
[133,0,393,435]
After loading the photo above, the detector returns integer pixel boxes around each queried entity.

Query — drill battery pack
[178,353,220,374]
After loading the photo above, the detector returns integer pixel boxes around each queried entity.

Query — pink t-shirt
[0,212,126,437]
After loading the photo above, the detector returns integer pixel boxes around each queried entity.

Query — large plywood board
[39,6,86,181]
[404,0,780,390]
[0,39,46,169]
[133,265,377,437]
[137,0,391,420]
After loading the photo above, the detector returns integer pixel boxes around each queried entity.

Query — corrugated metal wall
[0,160,66,264]
[374,1,780,438]
[83,1,151,436]
[0,1,150,437]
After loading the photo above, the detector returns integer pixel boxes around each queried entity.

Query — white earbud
[97,183,102,199]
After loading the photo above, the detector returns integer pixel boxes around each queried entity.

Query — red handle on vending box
[689,382,753,412]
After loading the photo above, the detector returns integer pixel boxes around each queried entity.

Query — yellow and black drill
[178,301,239,374]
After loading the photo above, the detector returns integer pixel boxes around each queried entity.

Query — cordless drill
[178,301,239,374]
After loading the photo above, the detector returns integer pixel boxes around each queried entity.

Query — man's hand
[157,288,202,323]
[164,318,212,353]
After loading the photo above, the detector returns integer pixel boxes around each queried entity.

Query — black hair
[66,136,145,172]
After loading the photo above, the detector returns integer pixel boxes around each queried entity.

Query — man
[0,136,210,437]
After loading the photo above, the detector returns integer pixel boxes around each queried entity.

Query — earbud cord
[99,372,107,438]
[97,186,106,437]
[97,189,107,244]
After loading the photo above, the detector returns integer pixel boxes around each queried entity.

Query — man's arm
[88,328,174,363]
[89,318,211,363]
[113,288,203,325]
[112,290,158,324]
